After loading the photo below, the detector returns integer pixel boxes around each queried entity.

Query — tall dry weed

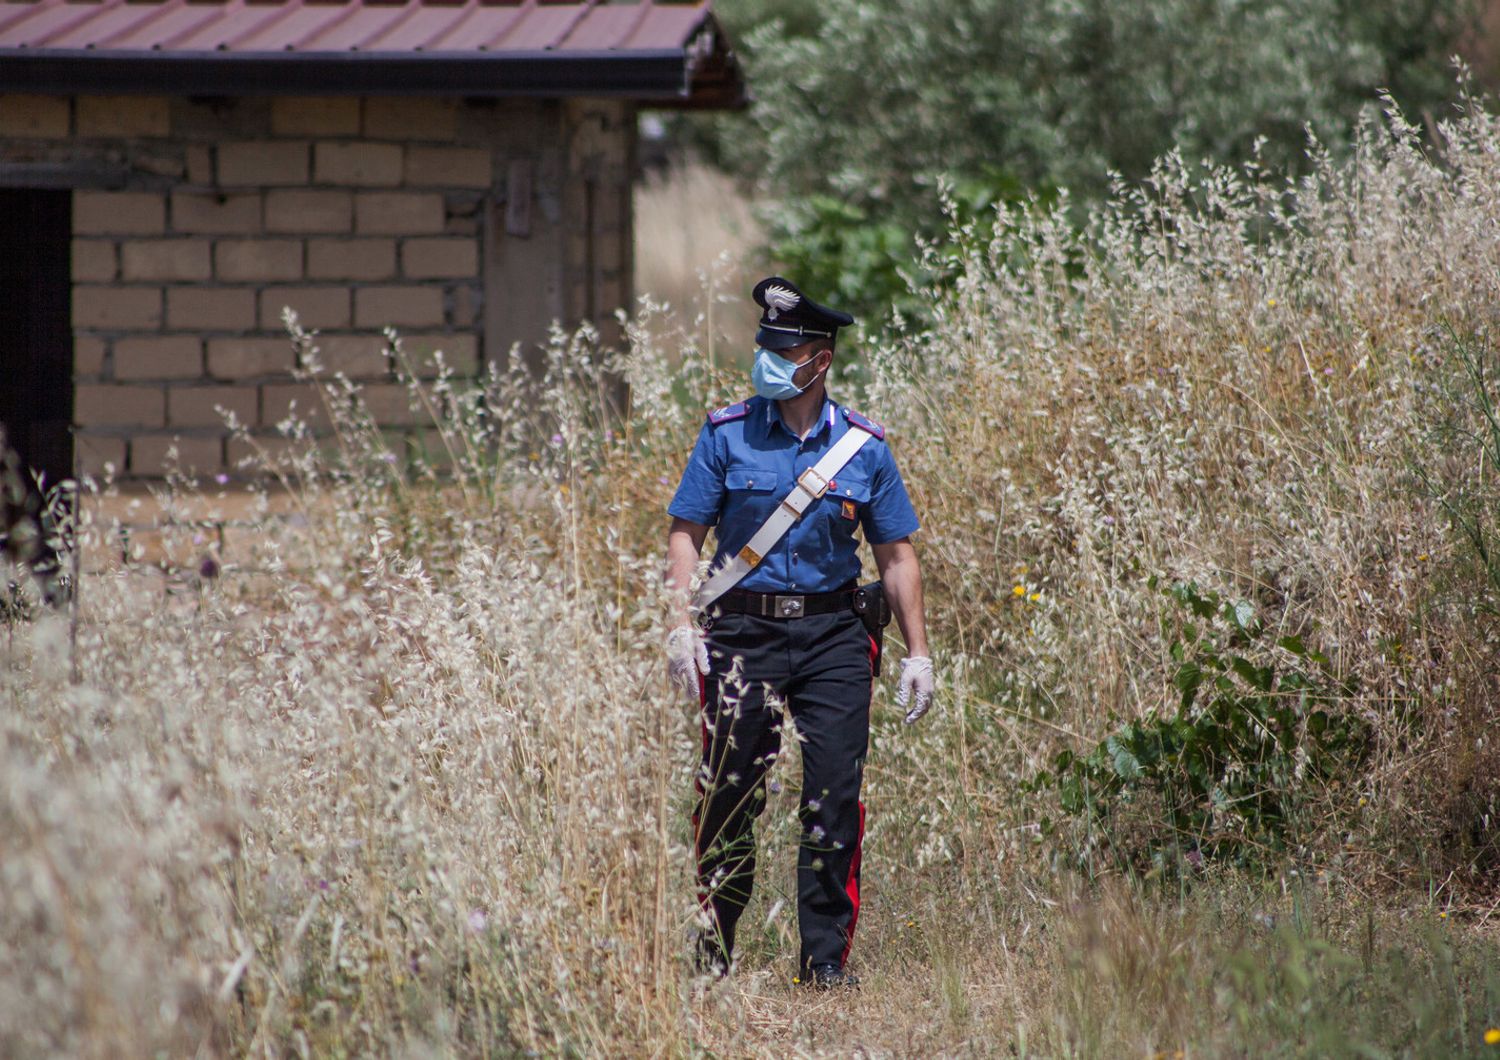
[869,92,1500,876]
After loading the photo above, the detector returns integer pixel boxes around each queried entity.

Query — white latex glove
[667,624,710,700]
[895,656,935,724]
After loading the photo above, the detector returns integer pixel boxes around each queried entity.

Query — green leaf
[1174,662,1204,710]
[1107,735,1143,780]
[1277,634,1307,656]
[1230,656,1274,692]
[1059,776,1083,815]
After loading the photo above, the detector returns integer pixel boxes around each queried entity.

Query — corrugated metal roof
[0,0,745,105]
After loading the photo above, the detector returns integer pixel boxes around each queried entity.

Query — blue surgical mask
[752,347,825,401]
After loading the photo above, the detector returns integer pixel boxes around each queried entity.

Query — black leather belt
[713,586,856,619]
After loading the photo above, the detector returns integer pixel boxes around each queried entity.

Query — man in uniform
[663,276,935,989]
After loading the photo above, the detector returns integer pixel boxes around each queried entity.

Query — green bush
[1033,580,1367,869]
[691,0,1477,323]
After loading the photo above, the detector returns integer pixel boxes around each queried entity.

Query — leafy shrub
[769,168,1052,328]
[691,0,1477,322]
[1033,580,1367,868]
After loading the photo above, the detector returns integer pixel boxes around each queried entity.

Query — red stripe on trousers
[693,669,710,910]
[841,800,866,965]
[842,635,876,964]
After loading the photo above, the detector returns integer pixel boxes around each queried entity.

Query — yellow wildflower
[1439,911,1448,919]
[1029,592,1041,602]
[1418,553,1430,562]
[1013,585,1026,597]
[1484,1027,1500,1045]
[1358,796,1368,807]
[1267,297,1278,307]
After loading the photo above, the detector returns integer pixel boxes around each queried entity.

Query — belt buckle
[795,467,830,500]
[775,595,805,618]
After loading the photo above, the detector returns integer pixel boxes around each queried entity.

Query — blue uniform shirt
[668,395,921,593]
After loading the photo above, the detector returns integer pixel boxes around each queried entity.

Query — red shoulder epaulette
[842,407,885,440]
[708,401,751,425]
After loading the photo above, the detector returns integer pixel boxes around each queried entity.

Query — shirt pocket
[722,466,781,537]
[725,466,780,494]
[826,475,872,515]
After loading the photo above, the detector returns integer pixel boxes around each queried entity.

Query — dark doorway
[0,188,73,573]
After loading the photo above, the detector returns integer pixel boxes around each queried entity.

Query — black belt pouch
[851,581,894,677]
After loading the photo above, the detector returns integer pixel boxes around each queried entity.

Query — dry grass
[5,99,1500,1056]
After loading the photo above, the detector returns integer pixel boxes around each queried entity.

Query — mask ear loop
[792,352,831,395]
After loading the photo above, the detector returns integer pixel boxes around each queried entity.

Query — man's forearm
[875,541,928,657]
[665,519,709,628]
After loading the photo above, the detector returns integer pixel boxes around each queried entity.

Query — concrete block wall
[0,92,636,480]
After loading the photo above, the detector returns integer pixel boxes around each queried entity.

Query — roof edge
[0,49,718,101]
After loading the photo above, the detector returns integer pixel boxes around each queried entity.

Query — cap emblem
[763,284,800,321]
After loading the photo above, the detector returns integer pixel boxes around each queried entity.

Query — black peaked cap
[752,276,855,350]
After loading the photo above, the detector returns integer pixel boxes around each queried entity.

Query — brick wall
[0,92,636,480]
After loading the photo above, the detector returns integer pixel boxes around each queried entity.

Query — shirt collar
[766,395,838,440]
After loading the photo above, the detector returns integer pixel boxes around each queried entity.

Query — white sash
[691,424,875,613]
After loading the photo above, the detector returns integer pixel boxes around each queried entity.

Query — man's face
[781,339,829,388]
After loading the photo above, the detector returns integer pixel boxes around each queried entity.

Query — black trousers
[693,607,875,973]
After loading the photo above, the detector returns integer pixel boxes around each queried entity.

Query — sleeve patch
[842,407,886,440]
[708,401,750,425]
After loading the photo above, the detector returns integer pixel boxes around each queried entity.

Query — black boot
[693,933,730,980]
[803,962,860,989]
